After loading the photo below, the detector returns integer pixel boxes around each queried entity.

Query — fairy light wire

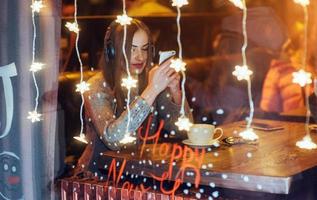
[176,6,186,117]
[302,5,312,137]
[294,1,316,149]
[73,0,86,139]
[172,1,192,131]
[118,0,134,140]
[241,0,254,129]
[28,0,44,123]
[122,15,132,135]
[31,2,40,112]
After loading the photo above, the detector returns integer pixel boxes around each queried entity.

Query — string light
[65,22,79,33]
[30,1,44,13]
[116,14,132,26]
[172,0,189,8]
[118,0,136,144]
[293,0,317,149]
[121,77,138,90]
[232,65,253,81]
[228,0,243,9]
[230,0,257,140]
[294,0,310,7]
[296,135,317,149]
[27,111,42,123]
[175,116,193,131]
[119,134,137,144]
[71,0,88,144]
[29,62,44,72]
[170,58,186,72]
[28,0,45,123]
[292,69,312,87]
[75,81,90,94]
[171,0,192,132]
[74,134,88,144]
[239,128,258,141]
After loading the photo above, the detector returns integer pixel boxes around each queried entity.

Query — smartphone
[239,122,284,131]
[159,50,176,65]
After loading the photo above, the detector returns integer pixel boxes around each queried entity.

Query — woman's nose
[134,49,144,61]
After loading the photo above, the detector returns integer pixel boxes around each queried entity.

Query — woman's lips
[131,63,143,69]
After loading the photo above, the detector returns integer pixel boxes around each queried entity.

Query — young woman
[76,19,192,174]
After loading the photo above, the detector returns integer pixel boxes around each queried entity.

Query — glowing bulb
[74,134,88,144]
[228,0,244,9]
[120,134,136,144]
[76,81,90,94]
[31,1,44,13]
[232,65,253,81]
[65,22,79,33]
[292,69,312,87]
[30,62,44,72]
[116,14,133,26]
[27,111,42,123]
[172,0,189,7]
[175,116,193,131]
[239,128,258,141]
[294,0,310,6]
[170,58,186,72]
[296,135,317,149]
[121,77,137,89]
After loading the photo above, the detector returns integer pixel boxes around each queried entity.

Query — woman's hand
[148,59,177,94]
[141,59,177,105]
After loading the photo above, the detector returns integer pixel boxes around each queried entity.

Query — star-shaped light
[228,0,244,9]
[31,1,44,13]
[296,135,317,149]
[239,128,258,141]
[172,0,189,7]
[76,81,90,94]
[30,62,45,72]
[170,58,186,72]
[232,65,253,81]
[175,116,193,131]
[115,14,133,26]
[292,69,312,87]
[121,77,137,89]
[65,22,79,33]
[294,0,310,6]
[74,133,88,144]
[120,134,136,144]
[27,110,42,123]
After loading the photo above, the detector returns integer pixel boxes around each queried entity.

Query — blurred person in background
[186,6,286,124]
[260,31,316,113]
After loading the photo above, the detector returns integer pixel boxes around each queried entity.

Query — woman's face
[130,29,149,75]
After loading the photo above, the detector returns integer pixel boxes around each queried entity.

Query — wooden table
[99,119,317,196]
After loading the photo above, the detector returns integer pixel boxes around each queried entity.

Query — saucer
[182,139,220,148]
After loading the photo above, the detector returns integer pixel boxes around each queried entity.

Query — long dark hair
[99,19,154,116]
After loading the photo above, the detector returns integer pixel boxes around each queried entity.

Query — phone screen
[159,50,176,65]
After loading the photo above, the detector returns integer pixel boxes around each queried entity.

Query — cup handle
[213,128,223,141]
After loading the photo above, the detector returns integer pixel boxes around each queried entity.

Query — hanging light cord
[241,0,254,129]
[74,0,85,136]
[176,6,186,117]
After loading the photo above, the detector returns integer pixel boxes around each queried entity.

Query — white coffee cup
[188,124,223,145]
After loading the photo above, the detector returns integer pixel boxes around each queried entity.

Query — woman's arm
[86,61,177,150]
[84,73,152,150]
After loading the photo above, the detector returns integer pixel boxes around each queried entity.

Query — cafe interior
[2,0,317,199]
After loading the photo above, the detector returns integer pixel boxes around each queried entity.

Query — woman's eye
[142,48,148,51]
